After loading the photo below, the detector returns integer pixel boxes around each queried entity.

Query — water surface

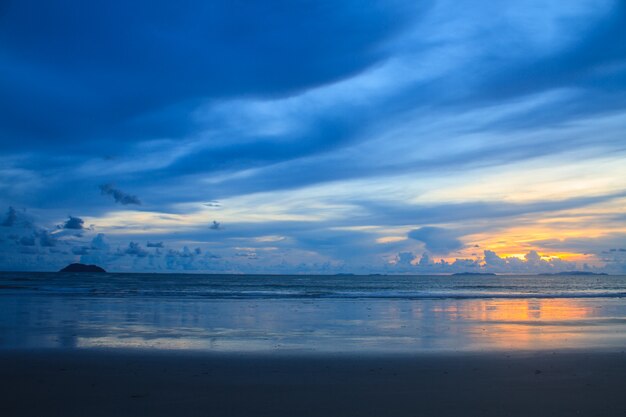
[1,272,625,353]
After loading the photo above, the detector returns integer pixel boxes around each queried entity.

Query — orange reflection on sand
[464,298,596,350]
[478,299,593,322]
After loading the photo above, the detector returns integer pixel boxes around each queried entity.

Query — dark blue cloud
[0,0,412,150]
[408,227,463,254]
[18,235,36,247]
[1,207,17,227]
[0,207,32,228]
[352,192,626,227]
[4,1,624,210]
[99,184,141,205]
[122,242,148,257]
[72,246,90,256]
[144,5,626,201]
[63,216,85,230]
[474,2,626,102]
[38,230,57,247]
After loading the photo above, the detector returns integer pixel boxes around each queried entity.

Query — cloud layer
[0,1,625,273]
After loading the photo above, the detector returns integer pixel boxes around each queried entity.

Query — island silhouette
[59,263,106,273]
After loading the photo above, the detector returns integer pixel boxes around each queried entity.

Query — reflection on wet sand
[464,299,598,350]
[1,296,624,352]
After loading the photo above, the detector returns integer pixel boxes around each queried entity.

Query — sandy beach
[1,349,625,417]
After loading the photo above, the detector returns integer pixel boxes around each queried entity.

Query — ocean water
[2,272,626,299]
[1,272,626,353]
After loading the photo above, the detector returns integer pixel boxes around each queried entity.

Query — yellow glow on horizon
[498,253,527,260]
[460,216,626,265]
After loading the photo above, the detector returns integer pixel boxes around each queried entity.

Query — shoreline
[2,348,625,416]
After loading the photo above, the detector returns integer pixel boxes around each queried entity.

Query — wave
[192,290,626,300]
[5,287,626,300]
[3,272,626,301]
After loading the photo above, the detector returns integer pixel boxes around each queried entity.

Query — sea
[1,272,626,353]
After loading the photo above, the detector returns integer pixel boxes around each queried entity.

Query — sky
[1,0,625,274]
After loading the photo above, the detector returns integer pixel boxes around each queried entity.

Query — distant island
[452,272,496,276]
[549,271,608,276]
[59,263,106,273]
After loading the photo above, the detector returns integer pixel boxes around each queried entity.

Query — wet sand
[1,349,625,417]
[4,296,626,352]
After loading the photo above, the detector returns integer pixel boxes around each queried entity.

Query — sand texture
[1,349,625,417]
